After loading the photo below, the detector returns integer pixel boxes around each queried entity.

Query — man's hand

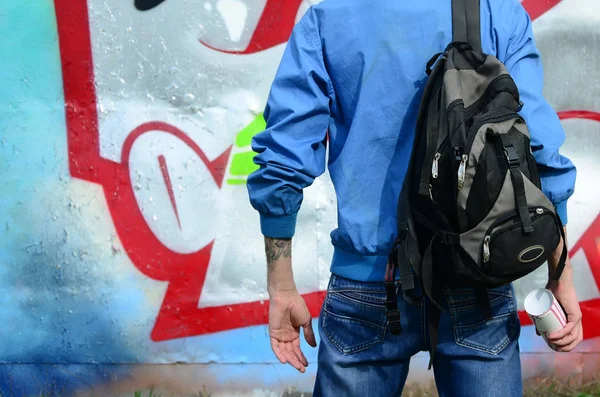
[263,237,317,373]
[269,290,317,373]
[545,229,583,352]
[545,273,583,352]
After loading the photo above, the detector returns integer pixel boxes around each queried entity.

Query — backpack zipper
[431,152,441,179]
[430,97,520,196]
[483,235,491,263]
[457,154,468,189]
[464,110,522,155]
[463,75,516,120]
[428,136,450,199]
[427,99,463,183]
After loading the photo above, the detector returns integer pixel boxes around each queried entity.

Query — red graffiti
[55,0,600,343]
[200,0,564,55]
[200,0,304,55]
[558,110,600,123]
[521,0,563,21]
[158,155,182,230]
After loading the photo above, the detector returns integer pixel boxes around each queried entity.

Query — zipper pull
[431,153,441,179]
[457,154,468,190]
[483,235,491,263]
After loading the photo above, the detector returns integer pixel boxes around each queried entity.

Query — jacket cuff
[260,213,298,238]
[555,200,568,225]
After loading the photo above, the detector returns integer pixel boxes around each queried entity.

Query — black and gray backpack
[386,0,568,362]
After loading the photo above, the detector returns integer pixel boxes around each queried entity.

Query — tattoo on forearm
[265,237,292,266]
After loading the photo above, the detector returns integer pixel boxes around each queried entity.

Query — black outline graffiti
[134,0,166,11]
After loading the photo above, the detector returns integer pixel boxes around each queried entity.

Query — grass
[134,390,157,397]
[523,378,600,397]
[126,381,600,397]
[399,379,600,397]
[35,379,600,397]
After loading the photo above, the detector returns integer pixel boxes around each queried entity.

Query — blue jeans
[313,274,522,396]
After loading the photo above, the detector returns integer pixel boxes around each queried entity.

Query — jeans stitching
[329,291,387,308]
[454,314,518,354]
[447,290,518,355]
[323,280,387,355]
[445,284,512,298]
[453,311,513,329]
[329,274,388,293]
[452,317,515,354]
[323,307,386,329]
[328,287,387,294]
[445,285,512,307]
[322,309,386,355]
[446,294,507,312]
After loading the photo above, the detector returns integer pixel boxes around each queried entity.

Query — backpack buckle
[438,232,460,245]
[385,309,402,335]
[503,145,520,168]
[385,281,403,335]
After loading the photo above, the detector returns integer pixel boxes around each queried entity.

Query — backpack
[385,0,568,364]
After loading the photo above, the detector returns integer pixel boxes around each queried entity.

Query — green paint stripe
[229,152,260,176]
[235,114,266,147]
[227,178,247,185]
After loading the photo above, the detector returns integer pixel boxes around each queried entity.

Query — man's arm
[545,228,583,351]
[265,237,295,293]
[499,0,581,351]
[499,1,576,267]
[499,0,576,225]
[246,8,331,372]
[264,237,316,373]
[247,8,331,239]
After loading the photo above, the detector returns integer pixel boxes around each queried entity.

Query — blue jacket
[247,0,576,282]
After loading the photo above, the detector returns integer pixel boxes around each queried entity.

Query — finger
[551,322,581,347]
[548,320,581,345]
[292,338,309,367]
[270,339,287,364]
[303,320,317,347]
[556,332,582,352]
[284,342,306,373]
[552,331,578,348]
[547,320,578,341]
[555,327,583,352]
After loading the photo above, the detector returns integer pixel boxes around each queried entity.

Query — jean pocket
[445,284,520,355]
[321,277,387,355]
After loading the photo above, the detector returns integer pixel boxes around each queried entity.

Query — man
[246,0,582,395]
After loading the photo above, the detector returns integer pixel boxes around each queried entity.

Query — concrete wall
[0,0,599,395]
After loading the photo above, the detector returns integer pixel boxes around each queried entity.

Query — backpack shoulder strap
[452,0,482,52]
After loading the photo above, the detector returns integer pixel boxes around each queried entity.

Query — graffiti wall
[0,0,599,395]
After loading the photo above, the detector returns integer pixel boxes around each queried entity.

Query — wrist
[548,261,573,283]
[268,285,299,298]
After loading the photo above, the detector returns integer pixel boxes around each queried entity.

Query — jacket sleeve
[246,9,332,238]
[497,0,577,224]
